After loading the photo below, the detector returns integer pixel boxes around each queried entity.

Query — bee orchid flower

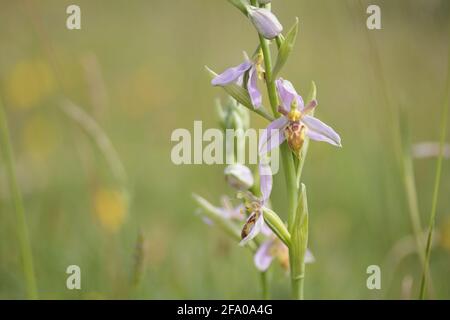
[239,163,273,246]
[259,78,342,158]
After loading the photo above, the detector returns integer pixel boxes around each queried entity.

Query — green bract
[273,18,299,78]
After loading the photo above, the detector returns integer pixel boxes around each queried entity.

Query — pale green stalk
[290,184,309,300]
[419,34,450,299]
[0,97,38,299]
[259,35,279,116]
[251,0,302,299]
[399,110,426,263]
[260,271,270,300]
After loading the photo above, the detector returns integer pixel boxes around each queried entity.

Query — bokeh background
[0,0,449,299]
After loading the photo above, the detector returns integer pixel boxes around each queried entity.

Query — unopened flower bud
[247,6,283,40]
[224,164,254,190]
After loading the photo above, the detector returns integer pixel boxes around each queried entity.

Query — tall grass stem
[0,97,38,299]
[419,31,450,299]
[260,271,270,300]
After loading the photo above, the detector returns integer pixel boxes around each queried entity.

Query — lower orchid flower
[211,52,265,108]
[254,232,315,272]
[239,195,266,246]
[259,78,341,158]
[239,163,273,246]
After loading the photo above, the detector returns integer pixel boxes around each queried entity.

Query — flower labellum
[224,164,254,190]
[284,121,306,158]
[247,6,283,40]
[240,209,264,245]
[239,191,268,246]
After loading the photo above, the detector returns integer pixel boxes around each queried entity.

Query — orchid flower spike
[247,5,283,40]
[259,78,341,158]
[211,52,264,108]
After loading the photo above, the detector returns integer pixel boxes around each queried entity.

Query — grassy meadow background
[0,0,449,299]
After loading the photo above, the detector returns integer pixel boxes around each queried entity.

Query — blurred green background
[0,0,449,299]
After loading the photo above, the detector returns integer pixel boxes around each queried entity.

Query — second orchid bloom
[211,52,265,108]
[260,78,342,158]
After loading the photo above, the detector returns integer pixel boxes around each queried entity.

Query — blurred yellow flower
[21,114,58,162]
[440,217,450,252]
[118,66,170,117]
[7,59,55,109]
[93,188,128,233]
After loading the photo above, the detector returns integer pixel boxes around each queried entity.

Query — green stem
[259,36,279,116]
[253,7,298,232]
[290,184,309,300]
[290,251,303,299]
[291,271,304,300]
[283,145,298,232]
[0,97,38,299]
[399,109,426,263]
[419,34,450,299]
[257,36,298,232]
[260,271,270,300]
[255,5,301,300]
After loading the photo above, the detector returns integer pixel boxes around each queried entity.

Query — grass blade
[0,96,38,299]
[419,31,450,299]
